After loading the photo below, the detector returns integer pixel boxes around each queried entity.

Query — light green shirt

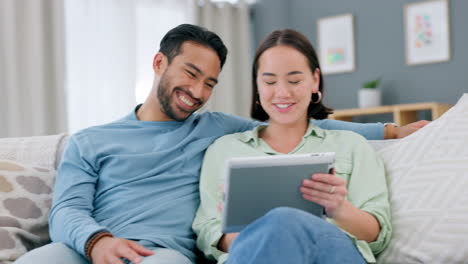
[193,125,392,263]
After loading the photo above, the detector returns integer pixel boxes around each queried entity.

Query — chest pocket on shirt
[333,158,352,182]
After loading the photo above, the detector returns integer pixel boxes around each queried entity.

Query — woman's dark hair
[159,24,227,69]
[250,29,333,121]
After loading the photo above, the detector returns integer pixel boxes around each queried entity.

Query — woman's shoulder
[319,128,374,155]
[208,130,251,151]
[206,127,263,160]
[211,134,238,147]
[322,128,368,144]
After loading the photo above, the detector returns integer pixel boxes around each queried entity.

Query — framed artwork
[405,0,450,65]
[317,13,355,75]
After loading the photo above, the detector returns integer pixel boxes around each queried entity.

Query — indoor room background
[252,0,468,123]
[1,0,467,137]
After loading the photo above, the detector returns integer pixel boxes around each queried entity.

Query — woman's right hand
[300,171,348,218]
[300,172,380,242]
[217,233,239,252]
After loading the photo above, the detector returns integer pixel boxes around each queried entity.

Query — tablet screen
[222,152,335,233]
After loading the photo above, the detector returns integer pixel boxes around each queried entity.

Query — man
[15,24,426,264]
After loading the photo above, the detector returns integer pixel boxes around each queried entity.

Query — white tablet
[221,152,335,233]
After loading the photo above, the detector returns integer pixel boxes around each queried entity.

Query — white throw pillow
[377,94,468,263]
[0,160,56,263]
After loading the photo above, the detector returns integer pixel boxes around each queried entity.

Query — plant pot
[358,89,381,108]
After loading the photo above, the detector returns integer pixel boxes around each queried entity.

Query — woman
[193,29,391,264]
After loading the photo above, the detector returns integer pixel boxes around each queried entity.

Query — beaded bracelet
[85,231,113,259]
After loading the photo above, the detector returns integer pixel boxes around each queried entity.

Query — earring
[311,91,322,104]
[256,100,260,105]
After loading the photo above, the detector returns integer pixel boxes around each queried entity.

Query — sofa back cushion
[0,134,67,170]
[377,93,468,263]
[0,160,55,263]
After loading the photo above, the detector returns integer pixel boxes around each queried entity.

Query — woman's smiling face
[256,45,320,127]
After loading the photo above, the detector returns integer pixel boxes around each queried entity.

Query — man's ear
[153,52,168,75]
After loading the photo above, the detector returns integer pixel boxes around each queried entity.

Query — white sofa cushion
[368,139,400,151]
[377,94,468,263]
[0,160,56,263]
[0,134,67,169]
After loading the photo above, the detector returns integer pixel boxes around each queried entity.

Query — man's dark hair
[159,24,228,69]
[250,29,333,121]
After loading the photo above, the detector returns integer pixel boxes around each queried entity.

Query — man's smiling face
[156,41,221,121]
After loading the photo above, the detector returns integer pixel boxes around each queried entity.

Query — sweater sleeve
[212,112,261,135]
[49,135,109,256]
[311,119,384,140]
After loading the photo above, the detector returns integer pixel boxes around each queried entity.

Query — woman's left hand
[300,170,347,218]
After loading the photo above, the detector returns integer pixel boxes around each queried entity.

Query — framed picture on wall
[317,13,355,75]
[405,0,451,65]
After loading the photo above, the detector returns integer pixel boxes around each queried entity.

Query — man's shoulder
[70,117,132,144]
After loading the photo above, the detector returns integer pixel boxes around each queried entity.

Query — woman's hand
[300,170,347,218]
[300,171,380,242]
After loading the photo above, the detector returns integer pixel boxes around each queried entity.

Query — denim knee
[261,207,345,239]
[265,206,316,221]
[14,243,88,264]
[229,207,358,264]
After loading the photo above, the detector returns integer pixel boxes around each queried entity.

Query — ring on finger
[328,185,336,194]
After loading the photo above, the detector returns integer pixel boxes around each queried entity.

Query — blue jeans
[227,207,366,264]
[13,242,192,264]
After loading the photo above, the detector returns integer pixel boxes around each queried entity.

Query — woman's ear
[153,52,167,75]
[312,68,321,93]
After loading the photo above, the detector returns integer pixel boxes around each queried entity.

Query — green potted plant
[358,78,382,108]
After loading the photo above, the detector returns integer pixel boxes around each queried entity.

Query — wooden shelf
[329,102,453,126]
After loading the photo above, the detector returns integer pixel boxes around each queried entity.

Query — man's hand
[395,120,430,138]
[91,236,154,264]
[217,233,239,253]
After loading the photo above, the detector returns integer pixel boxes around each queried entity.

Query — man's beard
[157,73,199,121]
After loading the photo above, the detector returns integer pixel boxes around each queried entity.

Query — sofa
[1,93,467,264]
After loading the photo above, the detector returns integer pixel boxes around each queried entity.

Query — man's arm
[214,112,427,140]
[49,135,108,255]
[213,112,260,135]
[393,120,430,138]
[311,119,429,140]
[311,119,384,140]
[49,135,154,264]
[215,113,382,138]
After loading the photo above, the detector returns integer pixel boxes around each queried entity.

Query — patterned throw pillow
[377,94,468,263]
[0,160,56,263]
